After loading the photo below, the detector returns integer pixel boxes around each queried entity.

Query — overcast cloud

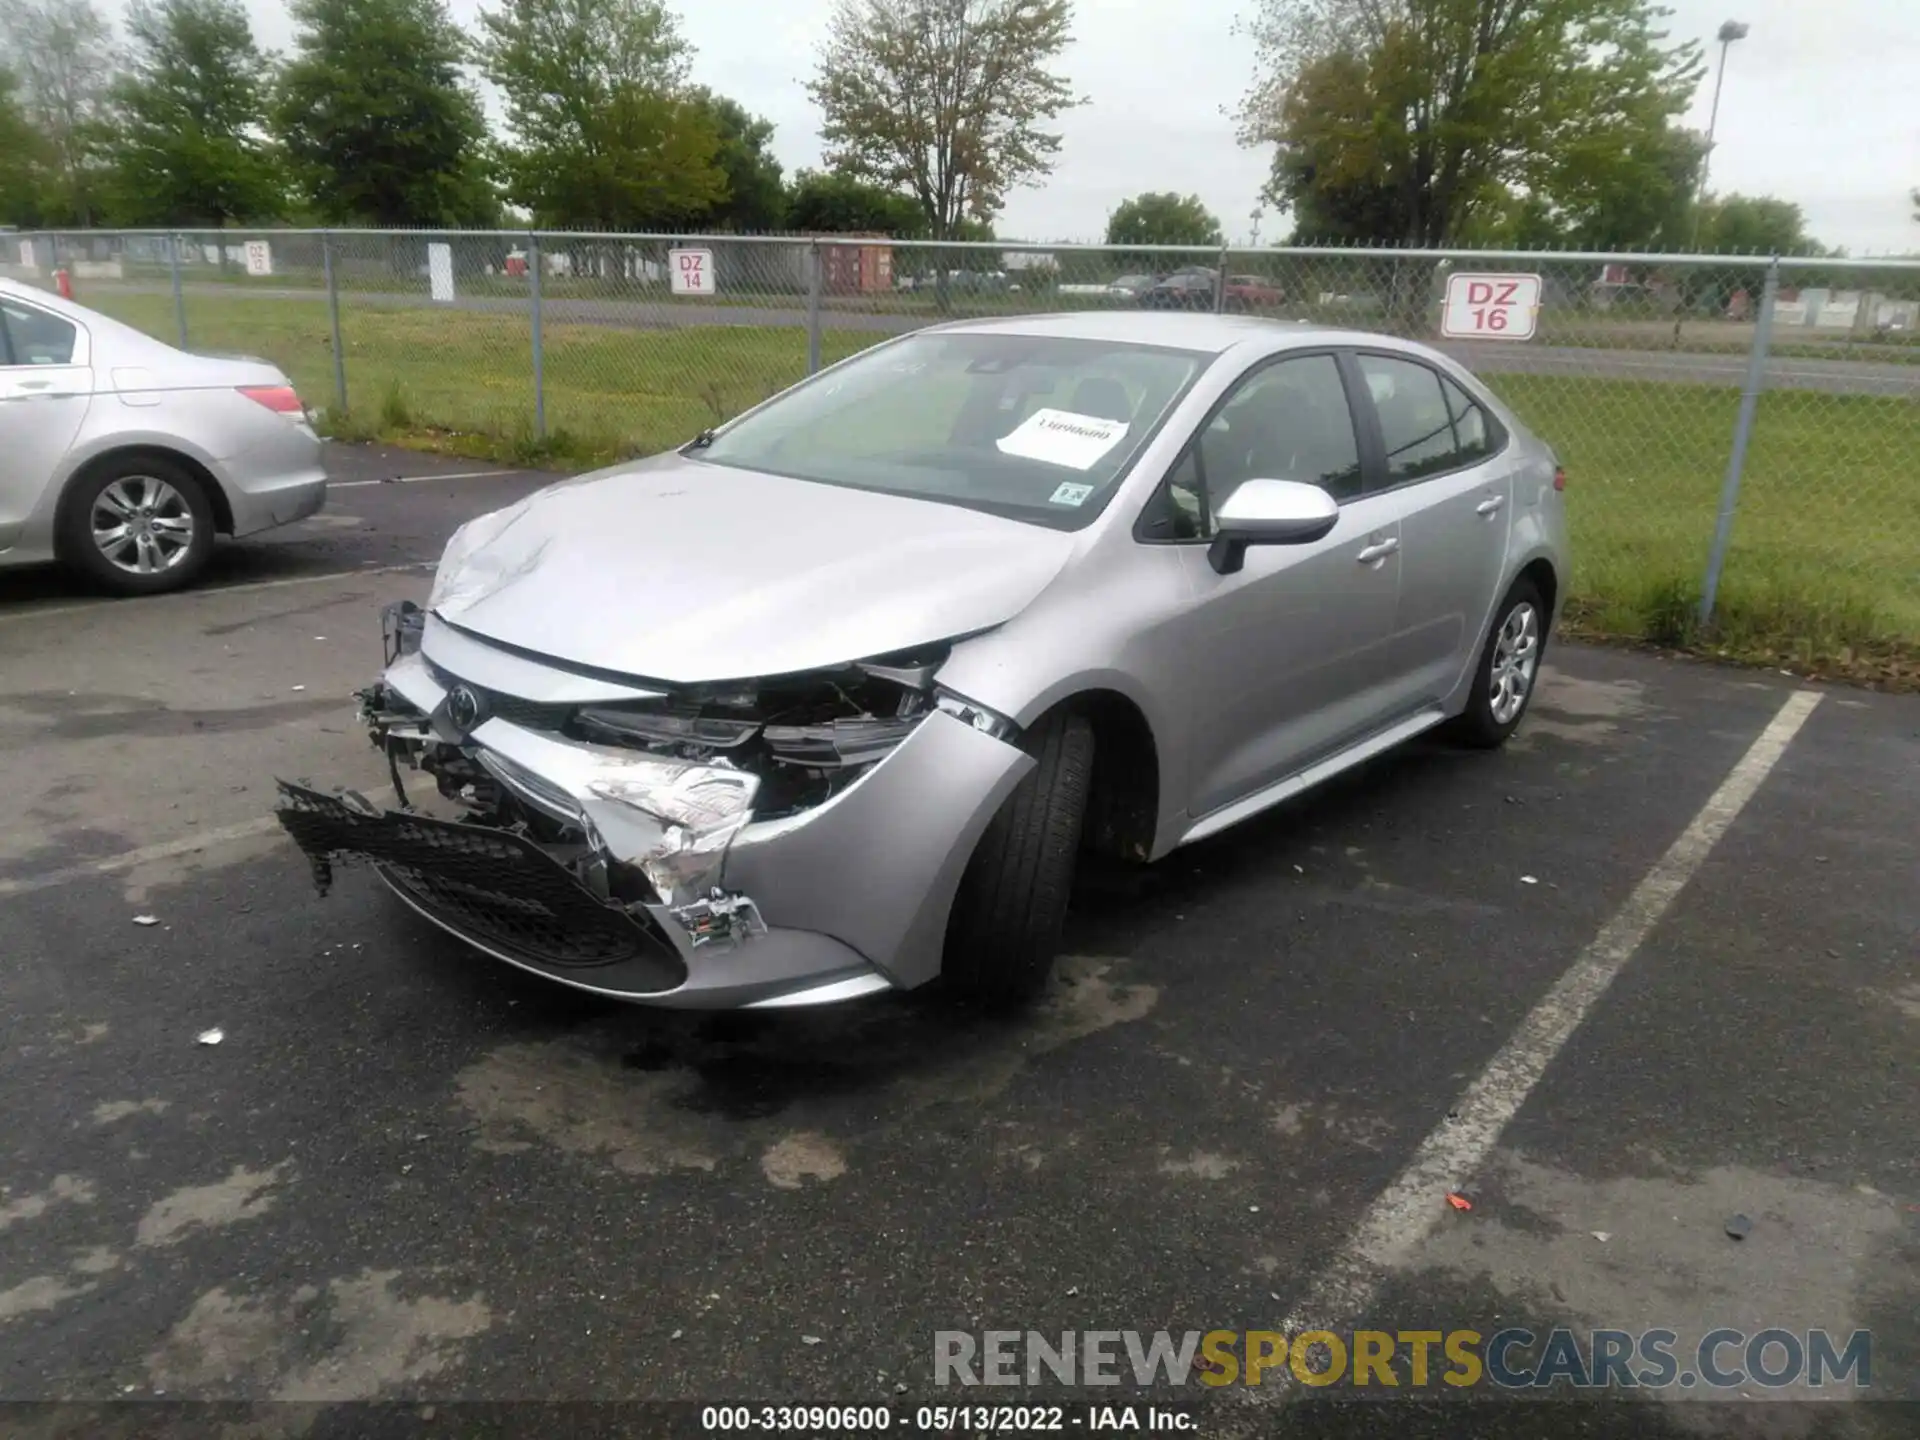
[228,0,1920,253]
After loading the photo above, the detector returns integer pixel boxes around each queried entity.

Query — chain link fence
[5,228,1915,664]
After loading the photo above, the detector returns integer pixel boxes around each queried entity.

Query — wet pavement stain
[451,956,1160,1184]
[135,1163,292,1249]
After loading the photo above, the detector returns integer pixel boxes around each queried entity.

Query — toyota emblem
[446,684,485,734]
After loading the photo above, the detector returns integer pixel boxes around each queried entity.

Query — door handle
[1356,537,1399,565]
[1475,495,1505,516]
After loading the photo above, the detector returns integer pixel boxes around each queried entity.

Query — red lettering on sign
[1467,281,1494,305]
[1495,280,1521,305]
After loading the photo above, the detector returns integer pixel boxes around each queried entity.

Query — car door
[0,296,92,553]
[1145,351,1406,821]
[1352,352,1515,707]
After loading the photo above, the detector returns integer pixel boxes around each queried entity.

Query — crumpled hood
[430,454,1080,684]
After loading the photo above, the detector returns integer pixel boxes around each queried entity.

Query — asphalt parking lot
[1,445,1915,1438]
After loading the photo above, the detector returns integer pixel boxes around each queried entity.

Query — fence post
[806,239,823,375]
[1699,259,1780,629]
[528,232,546,440]
[169,234,188,348]
[322,231,348,416]
[1213,244,1229,313]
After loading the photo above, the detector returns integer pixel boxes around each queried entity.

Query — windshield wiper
[688,429,717,450]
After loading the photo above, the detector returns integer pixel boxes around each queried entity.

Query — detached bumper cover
[274,619,1036,1008]
[276,781,684,988]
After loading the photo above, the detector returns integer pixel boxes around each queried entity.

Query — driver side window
[1140,353,1362,542]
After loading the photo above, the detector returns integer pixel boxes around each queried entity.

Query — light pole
[1691,19,1750,248]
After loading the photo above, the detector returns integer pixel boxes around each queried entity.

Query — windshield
[693,332,1209,529]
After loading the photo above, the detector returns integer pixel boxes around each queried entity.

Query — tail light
[239,384,305,416]
[1553,466,1566,491]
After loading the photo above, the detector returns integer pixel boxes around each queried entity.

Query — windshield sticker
[995,408,1129,470]
[1049,481,1095,507]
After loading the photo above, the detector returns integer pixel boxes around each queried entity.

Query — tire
[1446,578,1548,748]
[941,710,1096,1007]
[59,453,217,596]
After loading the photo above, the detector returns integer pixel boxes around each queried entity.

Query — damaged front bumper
[274,603,1035,1009]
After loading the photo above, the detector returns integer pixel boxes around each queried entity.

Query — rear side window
[1441,374,1495,462]
[1355,354,1464,483]
[0,300,78,365]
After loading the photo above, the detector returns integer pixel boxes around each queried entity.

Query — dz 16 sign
[1441,272,1541,340]
[669,247,714,296]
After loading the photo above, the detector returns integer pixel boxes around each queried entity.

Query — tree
[1238,0,1704,248]
[0,66,56,225]
[1105,192,1223,247]
[273,0,495,227]
[100,0,282,226]
[784,167,927,235]
[807,0,1080,241]
[478,0,725,229]
[0,0,117,225]
[690,89,785,231]
[1696,194,1822,257]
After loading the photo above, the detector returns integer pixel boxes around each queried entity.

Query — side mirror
[1207,479,1340,575]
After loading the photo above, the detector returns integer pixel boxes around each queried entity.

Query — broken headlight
[559,646,960,820]
[761,716,921,768]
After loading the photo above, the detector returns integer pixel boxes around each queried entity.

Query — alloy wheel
[91,475,196,576]
[1489,601,1540,725]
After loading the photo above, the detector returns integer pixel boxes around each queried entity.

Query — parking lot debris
[1520,875,1540,885]
[132,915,159,926]
[196,1028,224,1046]
[1591,1231,1612,1243]
[291,685,306,692]
[802,1335,823,1346]
[1725,1213,1753,1240]
[1446,1192,1474,1211]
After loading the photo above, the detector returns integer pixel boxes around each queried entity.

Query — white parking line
[1263,685,1824,1389]
[0,817,284,901]
[328,470,521,488]
[0,562,432,624]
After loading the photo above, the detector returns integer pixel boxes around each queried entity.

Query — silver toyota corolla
[0,278,326,593]
[277,313,1568,1010]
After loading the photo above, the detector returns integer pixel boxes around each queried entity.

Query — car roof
[923,309,1402,358]
[0,276,121,332]
[0,275,87,318]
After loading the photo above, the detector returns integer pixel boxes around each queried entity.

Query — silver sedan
[0,278,327,594]
[277,312,1568,1010]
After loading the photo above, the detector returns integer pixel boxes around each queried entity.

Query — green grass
[1491,375,1919,677]
[84,290,1919,683]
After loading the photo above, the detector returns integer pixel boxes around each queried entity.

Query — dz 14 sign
[1441,272,1541,340]
[669,247,714,296]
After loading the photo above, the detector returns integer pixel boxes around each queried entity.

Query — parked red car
[1222,275,1285,310]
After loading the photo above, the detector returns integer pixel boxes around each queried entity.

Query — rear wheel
[941,710,1095,1007]
[59,454,216,595]
[1445,578,1547,748]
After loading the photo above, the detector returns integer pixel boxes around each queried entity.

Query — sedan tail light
[239,384,305,416]
[1553,466,1566,491]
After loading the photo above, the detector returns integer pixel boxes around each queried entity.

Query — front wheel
[1445,579,1547,748]
[941,710,1095,1007]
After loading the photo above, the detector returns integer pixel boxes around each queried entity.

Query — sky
[227,0,1920,254]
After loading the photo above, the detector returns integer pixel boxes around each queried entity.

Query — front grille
[274,781,685,986]
[423,658,573,731]
[487,694,575,731]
